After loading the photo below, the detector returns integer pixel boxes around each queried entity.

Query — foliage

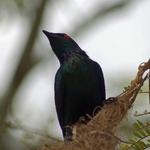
[120,120,150,150]
[120,69,150,150]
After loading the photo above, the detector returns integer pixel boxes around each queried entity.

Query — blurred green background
[0,0,149,150]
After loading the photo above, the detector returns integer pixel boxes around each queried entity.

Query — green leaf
[133,122,140,129]
[120,144,129,150]
[133,131,143,138]
[137,120,144,128]
[129,139,137,144]
[133,141,145,150]
[138,130,146,137]
[138,141,146,147]
[145,127,150,135]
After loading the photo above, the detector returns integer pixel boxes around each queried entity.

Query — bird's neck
[58,49,88,64]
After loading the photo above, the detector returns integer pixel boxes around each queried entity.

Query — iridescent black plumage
[43,30,106,140]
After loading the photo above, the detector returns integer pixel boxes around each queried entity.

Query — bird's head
[43,30,81,62]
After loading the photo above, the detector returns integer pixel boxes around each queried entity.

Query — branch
[4,119,62,144]
[70,0,137,37]
[0,0,48,123]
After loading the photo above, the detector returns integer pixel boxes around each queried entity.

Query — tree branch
[70,0,137,37]
[0,0,48,133]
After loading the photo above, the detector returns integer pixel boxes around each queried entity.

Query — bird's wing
[95,62,106,100]
[54,69,65,128]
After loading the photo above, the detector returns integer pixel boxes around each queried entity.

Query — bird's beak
[42,30,59,43]
[43,30,53,38]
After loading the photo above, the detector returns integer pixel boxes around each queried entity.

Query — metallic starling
[43,30,106,141]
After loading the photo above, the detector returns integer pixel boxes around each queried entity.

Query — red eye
[64,34,70,40]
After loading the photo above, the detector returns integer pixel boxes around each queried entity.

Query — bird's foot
[63,126,73,143]
[103,97,117,105]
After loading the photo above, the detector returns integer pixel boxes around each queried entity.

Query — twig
[148,69,150,104]
[129,135,150,149]
[0,0,49,125]
[4,120,62,143]
[134,111,150,117]
[70,0,137,37]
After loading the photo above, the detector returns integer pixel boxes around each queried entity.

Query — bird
[43,30,106,141]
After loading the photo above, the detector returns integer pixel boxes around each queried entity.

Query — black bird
[43,30,106,140]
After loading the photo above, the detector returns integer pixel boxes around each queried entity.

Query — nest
[39,59,150,150]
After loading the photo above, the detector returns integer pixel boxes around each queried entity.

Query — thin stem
[129,135,150,149]
[148,69,150,104]
[135,112,150,117]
